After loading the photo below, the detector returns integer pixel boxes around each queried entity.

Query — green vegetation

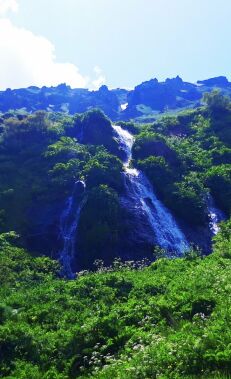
[0,221,230,378]
[132,91,231,226]
[0,109,123,261]
[0,91,231,378]
[78,184,122,268]
[0,95,230,260]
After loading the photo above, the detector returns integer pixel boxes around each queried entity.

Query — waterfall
[207,194,225,235]
[112,124,189,255]
[59,180,86,278]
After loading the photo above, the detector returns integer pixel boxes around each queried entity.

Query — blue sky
[0,0,230,89]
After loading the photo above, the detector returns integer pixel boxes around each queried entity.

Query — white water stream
[58,124,225,276]
[59,181,86,278]
[112,124,189,254]
[207,194,225,235]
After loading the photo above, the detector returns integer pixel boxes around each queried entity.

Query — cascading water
[207,194,225,235]
[112,124,189,254]
[59,180,86,278]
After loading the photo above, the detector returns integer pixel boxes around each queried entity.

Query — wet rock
[74,181,85,196]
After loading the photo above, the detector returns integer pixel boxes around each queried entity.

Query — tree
[203,89,231,113]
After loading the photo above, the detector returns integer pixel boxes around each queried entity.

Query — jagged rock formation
[1,76,231,121]
[197,76,230,87]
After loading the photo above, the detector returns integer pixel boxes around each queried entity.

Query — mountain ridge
[1,75,231,122]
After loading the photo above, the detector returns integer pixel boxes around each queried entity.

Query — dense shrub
[0,110,123,258]
[132,97,231,225]
[0,222,230,378]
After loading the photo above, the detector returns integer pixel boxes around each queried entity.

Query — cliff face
[126,76,200,112]
[1,76,231,121]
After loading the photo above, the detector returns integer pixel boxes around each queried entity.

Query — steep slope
[0,92,230,273]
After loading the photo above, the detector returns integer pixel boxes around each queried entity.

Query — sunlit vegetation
[0,92,231,378]
[132,91,231,225]
[0,221,230,378]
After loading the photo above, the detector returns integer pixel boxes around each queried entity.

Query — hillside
[0,90,230,271]
[0,220,231,378]
[0,86,230,378]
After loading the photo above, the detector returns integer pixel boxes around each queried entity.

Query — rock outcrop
[0,76,231,121]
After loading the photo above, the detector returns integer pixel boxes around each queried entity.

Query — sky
[0,0,231,90]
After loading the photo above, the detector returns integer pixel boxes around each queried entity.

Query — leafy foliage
[0,110,123,259]
[0,223,230,378]
[132,95,231,225]
[0,96,231,377]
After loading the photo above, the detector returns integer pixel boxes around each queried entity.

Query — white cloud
[0,0,18,15]
[0,18,105,90]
